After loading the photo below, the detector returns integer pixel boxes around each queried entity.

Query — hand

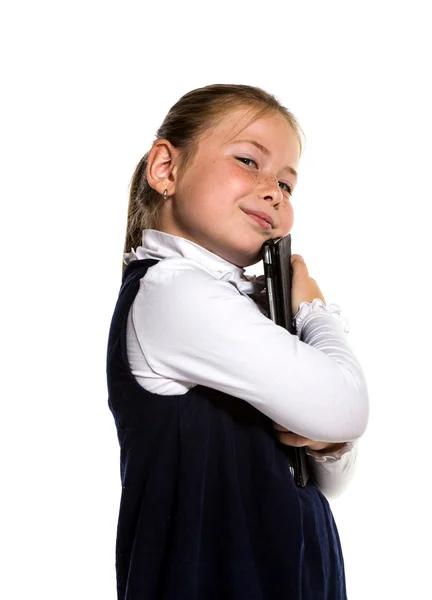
[291,254,326,316]
[273,423,346,453]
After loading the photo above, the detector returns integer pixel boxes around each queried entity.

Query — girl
[107,83,369,599]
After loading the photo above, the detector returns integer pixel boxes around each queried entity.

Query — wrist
[309,442,347,454]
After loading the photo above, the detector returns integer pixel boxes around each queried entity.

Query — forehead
[199,107,299,158]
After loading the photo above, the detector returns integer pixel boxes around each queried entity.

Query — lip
[242,209,275,229]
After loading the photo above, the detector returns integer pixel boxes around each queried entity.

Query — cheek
[183,161,254,207]
[226,162,257,187]
[196,163,239,195]
[279,202,294,234]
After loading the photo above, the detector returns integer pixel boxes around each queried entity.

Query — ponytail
[122,152,164,273]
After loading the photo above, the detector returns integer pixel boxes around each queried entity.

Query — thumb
[290,254,318,285]
[291,254,309,275]
[291,253,305,264]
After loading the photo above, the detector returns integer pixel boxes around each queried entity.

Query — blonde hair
[124,84,305,263]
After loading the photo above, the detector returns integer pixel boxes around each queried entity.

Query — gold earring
[163,189,168,201]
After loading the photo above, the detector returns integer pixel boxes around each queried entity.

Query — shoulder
[142,257,241,295]
[132,256,246,318]
[144,256,217,282]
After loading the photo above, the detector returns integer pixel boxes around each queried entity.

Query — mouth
[242,209,274,230]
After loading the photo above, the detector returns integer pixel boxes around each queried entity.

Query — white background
[1,1,431,598]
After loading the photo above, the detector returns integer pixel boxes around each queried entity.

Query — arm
[133,261,369,442]
[273,424,359,499]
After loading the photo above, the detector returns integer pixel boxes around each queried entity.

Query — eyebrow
[233,139,298,180]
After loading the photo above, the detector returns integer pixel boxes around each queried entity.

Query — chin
[231,246,263,268]
[215,234,267,268]
[242,256,263,268]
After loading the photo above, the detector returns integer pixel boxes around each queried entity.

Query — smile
[242,210,274,230]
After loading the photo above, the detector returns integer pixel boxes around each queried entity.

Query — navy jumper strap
[107,259,347,599]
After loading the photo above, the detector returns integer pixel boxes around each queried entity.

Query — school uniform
[107,230,369,599]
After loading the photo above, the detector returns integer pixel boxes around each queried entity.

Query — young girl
[107,83,369,599]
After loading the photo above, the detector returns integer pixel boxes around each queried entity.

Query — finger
[272,422,291,432]
[276,432,312,447]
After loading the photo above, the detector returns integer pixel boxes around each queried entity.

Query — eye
[236,156,258,168]
[236,156,294,196]
[279,181,294,196]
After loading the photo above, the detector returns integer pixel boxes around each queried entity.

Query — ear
[146,140,182,197]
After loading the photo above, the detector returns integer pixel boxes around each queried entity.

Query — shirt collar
[123,229,262,295]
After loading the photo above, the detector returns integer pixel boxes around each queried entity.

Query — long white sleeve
[126,244,369,443]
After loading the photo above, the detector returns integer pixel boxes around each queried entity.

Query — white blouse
[123,229,369,499]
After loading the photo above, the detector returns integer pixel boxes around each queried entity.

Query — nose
[258,175,283,206]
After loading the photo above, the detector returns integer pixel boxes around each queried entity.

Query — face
[160,107,300,267]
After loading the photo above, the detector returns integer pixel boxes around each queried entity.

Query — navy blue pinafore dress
[107,259,347,599]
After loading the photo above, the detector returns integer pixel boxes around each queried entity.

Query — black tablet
[262,234,296,335]
[262,234,309,487]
